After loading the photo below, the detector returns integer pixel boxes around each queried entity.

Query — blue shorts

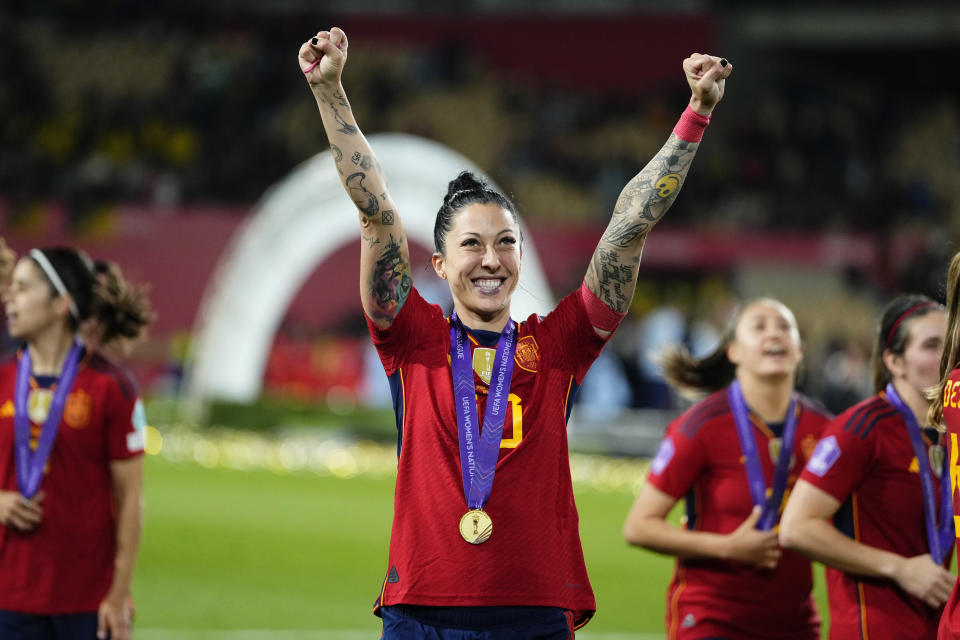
[380,605,574,639]
[0,610,100,640]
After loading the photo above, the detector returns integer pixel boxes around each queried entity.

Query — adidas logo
[387,566,399,583]
[681,613,696,628]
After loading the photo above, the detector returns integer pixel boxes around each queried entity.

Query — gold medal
[459,509,492,544]
[929,444,945,478]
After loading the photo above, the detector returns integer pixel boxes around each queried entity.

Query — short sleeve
[799,416,875,503]
[646,420,708,499]
[365,287,444,375]
[105,381,146,460]
[535,289,609,383]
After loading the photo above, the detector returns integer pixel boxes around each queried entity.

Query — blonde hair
[929,250,960,430]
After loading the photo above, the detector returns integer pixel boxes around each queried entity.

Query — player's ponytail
[929,251,960,429]
[659,305,741,398]
[91,259,154,346]
[434,171,521,255]
[30,247,153,348]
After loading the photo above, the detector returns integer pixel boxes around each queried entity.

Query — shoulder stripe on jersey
[842,398,890,438]
[858,408,899,440]
[679,404,729,438]
[796,393,833,421]
[86,354,137,400]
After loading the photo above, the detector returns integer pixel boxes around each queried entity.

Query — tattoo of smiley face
[655,174,682,198]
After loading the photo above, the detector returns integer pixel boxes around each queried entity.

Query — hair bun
[445,171,486,201]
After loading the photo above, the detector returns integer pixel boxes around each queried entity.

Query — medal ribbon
[885,382,954,564]
[728,380,799,531]
[450,314,516,512]
[13,342,84,499]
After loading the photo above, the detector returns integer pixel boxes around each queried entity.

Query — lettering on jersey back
[952,433,960,537]
[0,400,12,418]
[945,380,960,409]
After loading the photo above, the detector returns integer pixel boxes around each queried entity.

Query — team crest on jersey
[28,388,53,425]
[514,336,539,373]
[64,390,92,429]
[473,348,495,385]
[0,400,13,418]
[806,435,841,477]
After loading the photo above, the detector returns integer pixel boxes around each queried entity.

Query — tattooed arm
[299,28,411,329]
[584,54,732,338]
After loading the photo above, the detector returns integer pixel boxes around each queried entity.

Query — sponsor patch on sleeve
[805,435,841,477]
[650,437,676,475]
[127,398,147,452]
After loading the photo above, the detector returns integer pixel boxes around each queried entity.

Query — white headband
[30,249,79,320]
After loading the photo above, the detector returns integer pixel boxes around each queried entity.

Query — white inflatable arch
[184,134,554,413]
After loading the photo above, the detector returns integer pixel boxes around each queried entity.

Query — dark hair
[660,297,798,397]
[31,247,154,346]
[930,251,960,429]
[871,294,943,394]
[433,171,521,255]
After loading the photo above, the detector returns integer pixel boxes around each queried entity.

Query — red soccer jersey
[0,350,145,614]
[646,387,829,640]
[367,286,607,628]
[938,367,960,640]
[800,392,947,640]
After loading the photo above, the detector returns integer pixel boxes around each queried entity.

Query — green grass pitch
[134,455,830,637]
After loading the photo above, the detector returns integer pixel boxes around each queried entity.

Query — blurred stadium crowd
[1,3,958,424]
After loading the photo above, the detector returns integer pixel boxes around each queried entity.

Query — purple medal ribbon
[728,380,799,531]
[885,383,954,565]
[13,342,84,499]
[450,313,517,512]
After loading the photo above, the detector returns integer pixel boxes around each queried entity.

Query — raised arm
[584,54,732,337]
[299,28,411,328]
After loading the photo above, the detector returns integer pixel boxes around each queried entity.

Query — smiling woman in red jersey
[299,26,733,640]
[780,295,953,640]
[0,247,152,640]
[930,252,960,640]
[625,298,830,640]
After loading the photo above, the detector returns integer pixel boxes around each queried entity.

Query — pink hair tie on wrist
[673,105,711,143]
[303,59,321,74]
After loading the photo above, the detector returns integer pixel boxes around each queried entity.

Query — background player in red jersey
[0,247,152,640]
[929,251,960,639]
[299,26,731,639]
[780,295,953,640]
[624,298,830,640]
